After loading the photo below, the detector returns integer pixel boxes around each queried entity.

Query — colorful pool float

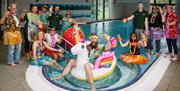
[70,41,117,81]
[122,55,148,64]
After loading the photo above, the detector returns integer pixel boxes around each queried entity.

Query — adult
[53,33,112,91]
[164,5,179,62]
[61,11,86,35]
[123,2,149,35]
[148,5,165,53]
[40,5,49,25]
[48,6,63,34]
[0,4,22,66]
[20,5,40,59]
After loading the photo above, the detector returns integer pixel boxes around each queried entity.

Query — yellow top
[3,15,22,45]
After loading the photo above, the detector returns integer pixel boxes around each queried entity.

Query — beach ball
[63,27,84,49]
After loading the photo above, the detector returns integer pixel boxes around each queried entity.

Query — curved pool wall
[42,20,159,91]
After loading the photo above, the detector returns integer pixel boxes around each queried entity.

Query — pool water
[42,20,160,91]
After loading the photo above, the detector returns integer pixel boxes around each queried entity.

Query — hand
[117,34,122,41]
[141,33,146,39]
[103,34,110,41]
[5,11,9,16]
[58,49,63,53]
[34,61,38,65]
[49,5,53,11]
[144,30,149,36]
[122,18,128,23]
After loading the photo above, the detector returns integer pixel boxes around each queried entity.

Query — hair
[33,31,45,41]
[129,32,139,42]
[30,5,39,14]
[53,6,60,11]
[137,2,144,5]
[150,5,160,14]
[41,5,49,10]
[90,32,98,37]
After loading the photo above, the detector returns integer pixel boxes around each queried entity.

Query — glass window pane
[105,0,110,19]
[91,0,96,20]
[98,0,103,20]
[150,0,154,3]
[156,0,169,3]
[171,0,176,4]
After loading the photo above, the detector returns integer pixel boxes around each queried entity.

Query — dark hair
[53,6,60,11]
[151,5,160,14]
[90,32,98,36]
[130,32,139,42]
[137,2,143,5]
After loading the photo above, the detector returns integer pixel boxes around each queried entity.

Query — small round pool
[42,20,159,91]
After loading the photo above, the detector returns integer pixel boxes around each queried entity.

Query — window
[150,0,176,11]
[92,0,110,20]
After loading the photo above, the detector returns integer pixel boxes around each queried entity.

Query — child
[117,32,148,64]
[30,31,62,69]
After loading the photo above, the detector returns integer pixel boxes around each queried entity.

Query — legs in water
[53,53,64,70]
[84,63,96,91]
[51,59,76,80]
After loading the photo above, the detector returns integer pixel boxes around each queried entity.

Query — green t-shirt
[133,10,148,29]
[89,44,105,64]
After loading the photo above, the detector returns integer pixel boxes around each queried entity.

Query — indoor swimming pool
[41,20,160,91]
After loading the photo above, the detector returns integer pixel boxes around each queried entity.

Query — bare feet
[10,63,16,67]
[91,84,96,91]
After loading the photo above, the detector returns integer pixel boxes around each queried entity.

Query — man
[44,26,64,69]
[53,33,112,91]
[0,4,22,66]
[123,2,149,35]
[48,6,63,34]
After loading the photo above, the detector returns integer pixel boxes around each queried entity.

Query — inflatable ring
[122,55,148,64]
[71,56,117,81]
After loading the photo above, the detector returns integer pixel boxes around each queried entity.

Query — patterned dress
[164,12,179,39]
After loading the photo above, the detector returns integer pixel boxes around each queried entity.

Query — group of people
[0,4,86,67]
[122,2,179,62]
[0,2,179,91]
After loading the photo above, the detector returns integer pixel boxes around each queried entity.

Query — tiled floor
[0,43,179,91]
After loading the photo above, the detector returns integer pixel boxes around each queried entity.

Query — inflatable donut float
[62,27,84,49]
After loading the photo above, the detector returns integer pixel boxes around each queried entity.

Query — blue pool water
[42,20,159,91]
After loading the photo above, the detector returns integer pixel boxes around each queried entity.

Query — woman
[117,32,148,64]
[30,31,62,68]
[20,5,40,59]
[0,4,22,66]
[164,5,179,62]
[149,5,165,53]
[61,11,86,35]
